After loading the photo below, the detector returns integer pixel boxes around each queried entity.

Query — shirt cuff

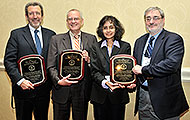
[101,75,111,89]
[101,79,109,89]
[17,78,25,86]
[105,75,110,82]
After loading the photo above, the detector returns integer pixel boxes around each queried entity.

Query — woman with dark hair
[90,15,135,120]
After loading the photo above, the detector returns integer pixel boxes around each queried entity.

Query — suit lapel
[41,27,48,55]
[81,32,87,50]
[100,40,124,64]
[62,32,72,50]
[151,30,165,62]
[99,41,110,63]
[100,45,110,73]
[22,25,37,53]
[111,45,120,56]
[138,34,149,65]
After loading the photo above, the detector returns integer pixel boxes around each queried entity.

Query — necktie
[34,30,42,54]
[74,35,80,50]
[144,36,155,58]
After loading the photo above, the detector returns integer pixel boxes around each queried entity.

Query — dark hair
[25,2,43,17]
[97,15,125,40]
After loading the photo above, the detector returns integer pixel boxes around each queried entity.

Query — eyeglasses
[145,16,162,22]
[67,17,80,21]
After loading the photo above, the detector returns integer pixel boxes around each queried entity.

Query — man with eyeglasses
[132,7,189,120]
[47,9,97,120]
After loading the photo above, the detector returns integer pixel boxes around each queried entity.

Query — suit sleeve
[47,36,60,86]
[4,30,23,85]
[90,42,106,85]
[88,35,97,63]
[142,34,184,77]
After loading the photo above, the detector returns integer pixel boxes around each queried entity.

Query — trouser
[92,97,125,120]
[53,100,88,120]
[139,87,179,120]
[14,95,50,120]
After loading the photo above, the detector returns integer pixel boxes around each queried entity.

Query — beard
[146,21,164,35]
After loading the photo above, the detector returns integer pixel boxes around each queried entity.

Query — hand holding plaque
[59,50,84,80]
[110,54,136,86]
[18,55,46,87]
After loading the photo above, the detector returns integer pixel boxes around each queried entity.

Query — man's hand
[126,83,136,89]
[82,50,90,63]
[58,74,78,86]
[132,65,142,75]
[20,80,34,90]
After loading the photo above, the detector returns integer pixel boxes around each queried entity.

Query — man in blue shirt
[132,6,189,120]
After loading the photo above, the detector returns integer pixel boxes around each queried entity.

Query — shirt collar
[149,29,163,40]
[100,40,120,48]
[69,31,81,38]
[29,24,41,33]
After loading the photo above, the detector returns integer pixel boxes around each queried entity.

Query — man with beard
[132,7,189,120]
[4,2,55,120]
[47,9,97,120]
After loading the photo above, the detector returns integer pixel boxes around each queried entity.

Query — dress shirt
[69,31,82,50]
[142,30,162,86]
[29,24,43,48]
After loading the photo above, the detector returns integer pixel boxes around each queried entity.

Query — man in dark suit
[132,7,189,120]
[4,2,55,120]
[47,9,97,120]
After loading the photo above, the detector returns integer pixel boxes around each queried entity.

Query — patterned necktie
[34,30,42,54]
[74,35,80,50]
[144,36,155,58]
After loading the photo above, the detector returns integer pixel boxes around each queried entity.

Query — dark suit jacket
[4,25,56,98]
[47,31,97,104]
[90,40,131,104]
[133,29,189,119]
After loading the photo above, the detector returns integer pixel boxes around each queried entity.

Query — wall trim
[0,59,4,70]
[181,68,190,82]
[0,58,190,81]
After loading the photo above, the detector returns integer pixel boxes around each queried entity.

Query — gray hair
[144,7,164,19]
[66,9,83,20]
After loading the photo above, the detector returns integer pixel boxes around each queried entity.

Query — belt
[140,85,149,91]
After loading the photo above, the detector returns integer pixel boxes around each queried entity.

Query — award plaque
[17,55,46,87]
[110,54,136,86]
[59,50,84,80]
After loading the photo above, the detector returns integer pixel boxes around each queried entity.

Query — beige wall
[1,0,190,119]
[1,0,190,67]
